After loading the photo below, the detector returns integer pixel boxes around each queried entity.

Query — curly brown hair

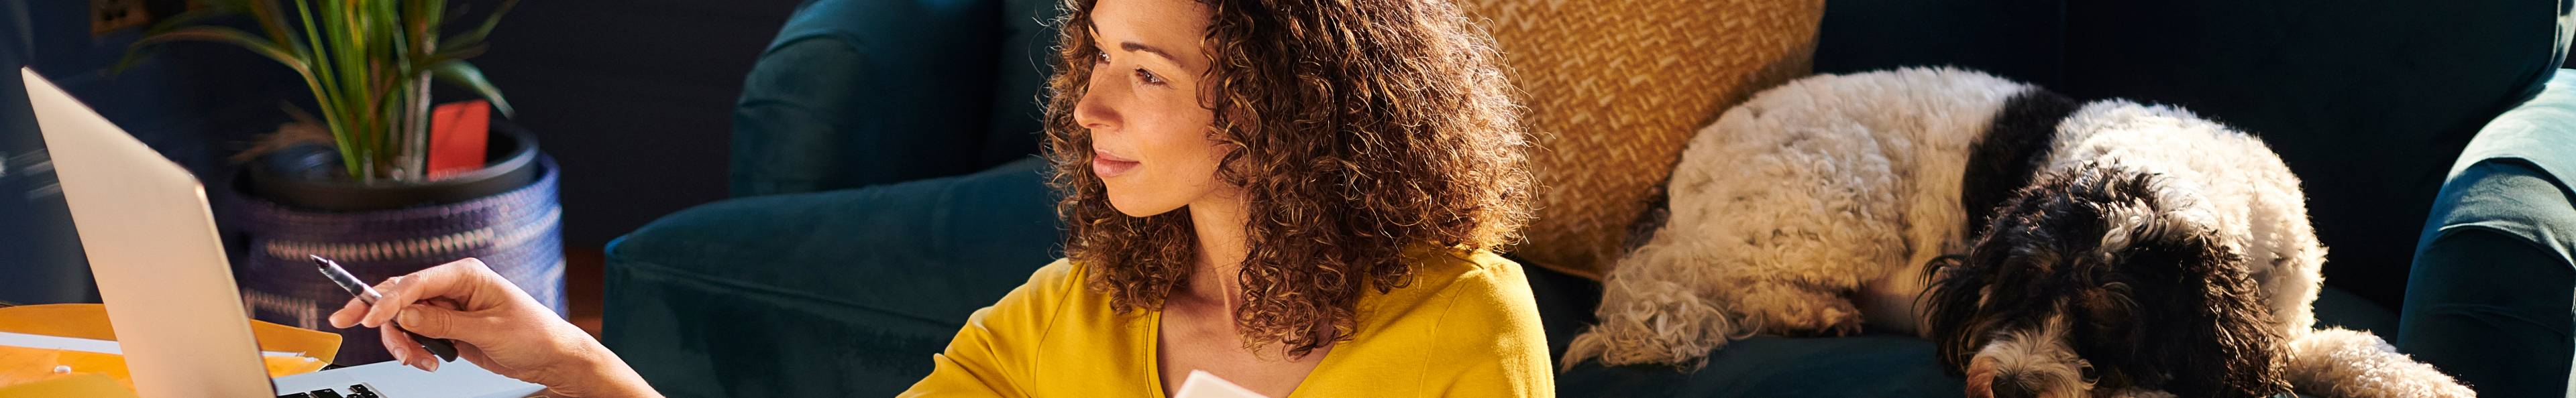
[1042,0,1534,358]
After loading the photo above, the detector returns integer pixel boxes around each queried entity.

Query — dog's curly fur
[1562,67,2473,398]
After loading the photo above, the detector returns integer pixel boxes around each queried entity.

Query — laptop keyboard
[276,383,381,398]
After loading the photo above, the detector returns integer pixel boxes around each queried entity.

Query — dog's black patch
[1962,89,2079,235]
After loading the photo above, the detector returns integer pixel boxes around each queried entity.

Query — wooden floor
[568,245,605,338]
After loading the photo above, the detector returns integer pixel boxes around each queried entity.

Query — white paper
[1174,370,1270,398]
[0,330,308,357]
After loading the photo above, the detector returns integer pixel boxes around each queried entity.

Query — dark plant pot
[228,121,566,365]
[244,123,543,211]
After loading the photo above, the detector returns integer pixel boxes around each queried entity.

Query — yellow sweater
[900,247,1552,397]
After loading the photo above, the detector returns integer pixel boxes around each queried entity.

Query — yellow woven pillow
[1458,0,1824,279]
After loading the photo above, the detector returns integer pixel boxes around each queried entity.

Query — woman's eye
[1093,51,1110,65]
[1134,68,1166,86]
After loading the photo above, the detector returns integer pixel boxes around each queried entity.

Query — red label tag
[428,101,491,179]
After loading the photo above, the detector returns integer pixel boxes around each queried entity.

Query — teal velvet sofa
[602,0,2576,396]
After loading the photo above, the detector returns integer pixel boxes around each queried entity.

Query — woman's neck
[1182,188,1251,309]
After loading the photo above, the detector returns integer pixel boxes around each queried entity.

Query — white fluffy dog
[1560,67,2473,398]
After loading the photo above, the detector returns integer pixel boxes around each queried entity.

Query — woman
[331,0,1543,395]
[907,0,1542,394]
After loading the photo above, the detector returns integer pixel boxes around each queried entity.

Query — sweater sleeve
[900,259,1079,397]
[1422,258,1554,397]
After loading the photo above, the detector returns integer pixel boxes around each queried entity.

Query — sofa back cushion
[731,0,1058,197]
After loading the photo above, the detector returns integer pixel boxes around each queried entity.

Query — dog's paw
[1778,302,1864,336]
[1563,283,1741,370]
[1736,291,1864,336]
[2286,328,2477,398]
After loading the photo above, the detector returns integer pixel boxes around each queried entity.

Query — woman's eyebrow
[1120,41,1179,63]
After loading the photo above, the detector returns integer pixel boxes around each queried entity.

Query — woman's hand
[326,258,660,398]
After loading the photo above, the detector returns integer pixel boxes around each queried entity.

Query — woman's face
[1075,0,1228,217]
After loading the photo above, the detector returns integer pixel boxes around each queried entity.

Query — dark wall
[0,0,806,304]
[464,0,805,246]
[1,0,303,304]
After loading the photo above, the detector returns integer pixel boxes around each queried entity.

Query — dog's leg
[2284,328,2475,398]
[1710,275,1864,336]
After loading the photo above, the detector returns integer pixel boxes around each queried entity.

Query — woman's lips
[1092,151,1140,178]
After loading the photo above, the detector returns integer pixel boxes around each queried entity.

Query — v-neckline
[1144,309,1342,398]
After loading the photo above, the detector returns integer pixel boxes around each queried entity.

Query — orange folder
[0,304,339,395]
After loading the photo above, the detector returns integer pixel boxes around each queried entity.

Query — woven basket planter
[228,123,565,365]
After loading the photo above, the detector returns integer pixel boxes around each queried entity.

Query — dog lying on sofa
[1560,68,2472,398]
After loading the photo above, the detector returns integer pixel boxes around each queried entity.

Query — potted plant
[119,0,563,365]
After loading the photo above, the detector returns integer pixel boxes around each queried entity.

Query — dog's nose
[1989,376,2037,398]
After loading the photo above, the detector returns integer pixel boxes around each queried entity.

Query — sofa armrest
[2398,69,2576,398]
[605,158,1061,397]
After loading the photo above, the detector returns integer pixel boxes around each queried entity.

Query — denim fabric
[2400,69,2576,398]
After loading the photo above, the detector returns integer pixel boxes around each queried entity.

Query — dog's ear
[2104,184,2291,398]
[1924,177,2063,376]
[1926,157,2079,377]
[1920,252,1988,376]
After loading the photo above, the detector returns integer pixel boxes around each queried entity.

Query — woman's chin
[1104,193,1179,218]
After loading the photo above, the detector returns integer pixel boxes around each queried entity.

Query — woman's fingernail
[392,347,408,362]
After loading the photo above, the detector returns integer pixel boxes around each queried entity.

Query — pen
[312,255,462,363]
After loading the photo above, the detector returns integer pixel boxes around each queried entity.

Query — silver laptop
[24,68,550,398]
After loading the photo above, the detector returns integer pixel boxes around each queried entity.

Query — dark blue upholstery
[608,158,1060,397]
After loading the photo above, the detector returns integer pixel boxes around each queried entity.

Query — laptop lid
[24,68,276,397]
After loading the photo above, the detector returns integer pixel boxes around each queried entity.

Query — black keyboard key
[307,389,343,398]
[276,393,313,398]
[347,384,380,398]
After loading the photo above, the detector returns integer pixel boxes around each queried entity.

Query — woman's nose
[1073,74,1120,131]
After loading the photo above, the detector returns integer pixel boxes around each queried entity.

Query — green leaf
[118,26,311,76]
[442,0,517,51]
[140,7,237,36]
[422,42,489,65]
[406,0,447,67]
[429,60,515,118]
[235,0,302,52]
[109,0,516,181]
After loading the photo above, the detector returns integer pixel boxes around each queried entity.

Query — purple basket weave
[232,155,566,365]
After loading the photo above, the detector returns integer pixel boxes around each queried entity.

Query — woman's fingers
[360,258,489,328]
[357,275,408,328]
[392,304,473,340]
[380,304,482,373]
[380,326,434,371]
[327,297,368,328]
